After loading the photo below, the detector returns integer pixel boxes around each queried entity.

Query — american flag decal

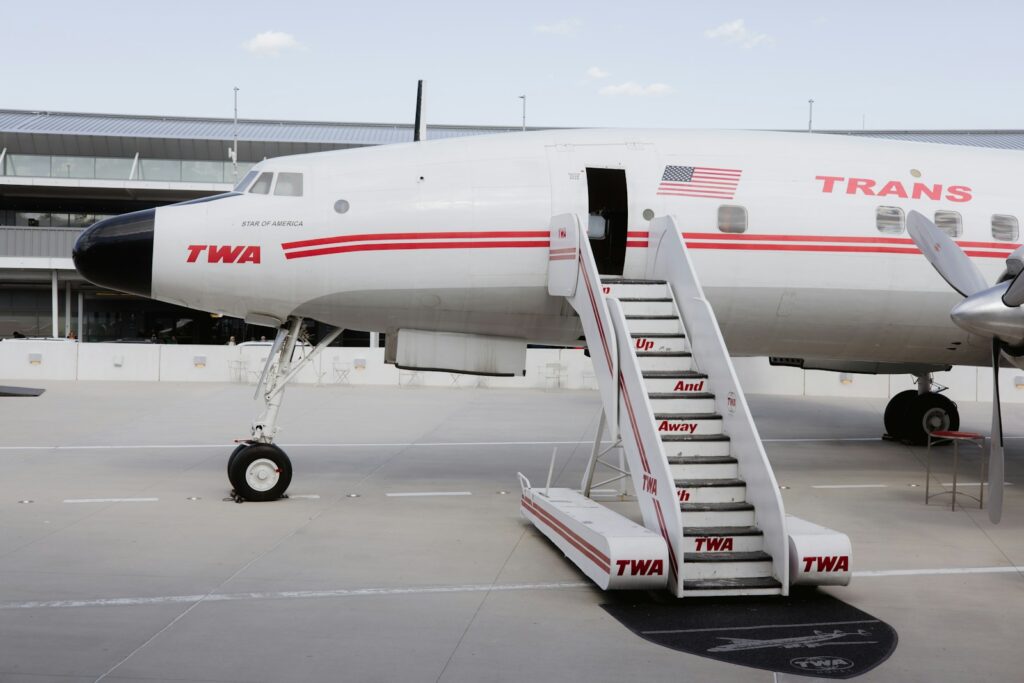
[657,165,742,199]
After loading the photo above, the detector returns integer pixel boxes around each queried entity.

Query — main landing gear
[228,317,342,502]
[884,374,960,446]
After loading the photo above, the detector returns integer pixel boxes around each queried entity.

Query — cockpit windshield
[233,170,259,192]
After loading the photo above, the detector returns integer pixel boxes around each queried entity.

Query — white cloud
[599,82,674,97]
[586,66,609,80]
[534,19,581,36]
[704,19,773,49]
[243,31,302,56]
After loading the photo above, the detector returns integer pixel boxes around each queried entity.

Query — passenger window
[249,172,273,195]
[717,205,747,233]
[876,206,904,235]
[992,214,1019,242]
[274,172,304,197]
[934,210,962,238]
[233,170,258,192]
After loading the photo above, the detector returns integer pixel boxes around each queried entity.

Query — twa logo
[635,338,655,351]
[677,489,691,502]
[816,175,972,203]
[658,420,698,433]
[615,559,664,576]
[602,286,611,294]
[673,380,705,392]
[802,555,849,573]
[694,537,733,552]
[187,245,261,264]
[642,474,658,495]
[558,228,567,239]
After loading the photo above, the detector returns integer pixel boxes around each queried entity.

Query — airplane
[70,127,1024,521]
[707,629,876,652]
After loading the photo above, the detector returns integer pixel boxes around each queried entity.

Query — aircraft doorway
[586,168,628,275]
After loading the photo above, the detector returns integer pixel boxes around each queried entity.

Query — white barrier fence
[0,339,1018,401]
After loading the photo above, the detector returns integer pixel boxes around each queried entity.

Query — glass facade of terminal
[2,154,254,185]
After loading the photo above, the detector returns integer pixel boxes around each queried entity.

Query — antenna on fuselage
[413,79,426,142]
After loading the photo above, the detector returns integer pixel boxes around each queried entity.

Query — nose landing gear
[884,375,960,446]
[228,316,342,502]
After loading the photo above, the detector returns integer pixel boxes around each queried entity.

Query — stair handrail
[548,213,620,438]
[605,296,687,596]
[645,216,790,591]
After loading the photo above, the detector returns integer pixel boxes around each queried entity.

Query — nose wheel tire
[887,392,959,446]
[228,443,292,502]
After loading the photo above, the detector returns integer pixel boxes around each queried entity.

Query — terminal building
[2,108,1022,344]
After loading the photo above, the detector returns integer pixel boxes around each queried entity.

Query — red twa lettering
[801,555,850,572]
[187,245,261,264]
[615,559,664,576]
[658,420,698,433]
[846,178,876,196]
[642,474,658,495]
[673,380,705,392]
[695,537,733,552]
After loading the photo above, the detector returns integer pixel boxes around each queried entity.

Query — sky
[1,0,1020,131]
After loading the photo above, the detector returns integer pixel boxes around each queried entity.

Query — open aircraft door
[546,142,659,276]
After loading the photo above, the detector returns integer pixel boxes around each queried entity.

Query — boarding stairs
[520,214,851,598]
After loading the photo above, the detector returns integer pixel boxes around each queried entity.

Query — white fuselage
[150,129,1024,367]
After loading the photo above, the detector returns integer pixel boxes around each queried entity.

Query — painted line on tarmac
[762,437,882,443]
[385,491,472,497]
[853,566,1023,578]
[0,581,593,610]
[62,497,159,504]
[811,484,888,489]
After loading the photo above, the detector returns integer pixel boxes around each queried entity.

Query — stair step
[625,316,684,335]
[602,282,670,299]
[632,334,688,353]
[681,501,755,527]
[619,300,677,316]
[600,278,666,284]
[675,478,746,503]
[643,370,706,378]
[683,526,764,553]
[662,434,731,459]
[683,577,783,597]
[675,478,744,488]
[644,371,709,393]
[649,395,716,414]
[684,550,770,563]
[616,297,673,302]
[682,502,754,512]
[655,415,722,437]
[637,352,694,372]
[670,458,739,480]
[684,526,763,536]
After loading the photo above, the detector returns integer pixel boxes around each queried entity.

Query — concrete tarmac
[0,382,1022,682]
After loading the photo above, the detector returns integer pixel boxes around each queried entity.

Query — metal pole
[519,95,526,131]
[50,270,58,338]
[807,99,814,133]
[64,281,71,337]
[369,332,379,348]
[77,291,84,341]
[414,80,426,142]
[232,86,240,183]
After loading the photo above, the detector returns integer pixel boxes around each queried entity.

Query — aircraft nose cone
[72,208,154,298]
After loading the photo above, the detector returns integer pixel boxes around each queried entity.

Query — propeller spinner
[907,210,1019,522]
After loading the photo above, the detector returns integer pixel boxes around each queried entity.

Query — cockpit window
[233,170,258,192]
[274,172,304,197]
[249,172,274,195]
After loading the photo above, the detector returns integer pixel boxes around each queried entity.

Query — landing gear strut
[884,374,959,446]
[228,317,342,502]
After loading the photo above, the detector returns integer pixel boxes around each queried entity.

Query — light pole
[808,98,815,133]
[231,86,240,183]
[519,95,526,131]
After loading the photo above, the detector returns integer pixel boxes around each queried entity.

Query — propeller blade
[989,338,1005,524]
[907,210,988,297]
[1003,269,1024,307]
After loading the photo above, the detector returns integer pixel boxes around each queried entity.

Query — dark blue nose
[73,208,154,298]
